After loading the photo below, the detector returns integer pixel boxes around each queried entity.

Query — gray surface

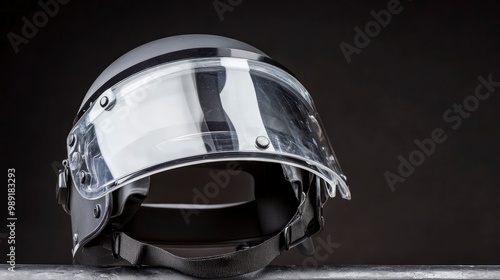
[1,265,500,279]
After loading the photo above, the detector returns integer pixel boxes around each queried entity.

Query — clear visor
[68,57,350,200]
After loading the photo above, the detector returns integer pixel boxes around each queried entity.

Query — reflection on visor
[67,57,350,200]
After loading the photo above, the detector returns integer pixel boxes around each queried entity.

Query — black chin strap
[115,230,281,278]
[112,189,320,278]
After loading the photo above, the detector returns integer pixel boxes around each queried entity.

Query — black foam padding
[122,162,299,244]
[124,200,262,244]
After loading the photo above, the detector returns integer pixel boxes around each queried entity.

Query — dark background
[1,0,499,265]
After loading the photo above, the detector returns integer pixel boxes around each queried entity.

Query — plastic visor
[67,57,350,200]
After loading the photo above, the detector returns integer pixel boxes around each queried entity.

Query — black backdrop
[1,0,499,266]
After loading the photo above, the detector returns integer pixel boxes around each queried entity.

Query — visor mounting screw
[255,136,270,149]
[73,233,78,242]
[93,204,101,218]
[78,171,90,185]
[67,134,76,147]
[100,96,109,108]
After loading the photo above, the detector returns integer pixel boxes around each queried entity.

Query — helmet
[56,34,350,278]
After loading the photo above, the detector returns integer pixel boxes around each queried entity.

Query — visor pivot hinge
[73,233,78,242]
[255,136,270,149]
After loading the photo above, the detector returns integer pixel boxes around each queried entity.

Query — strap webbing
[114,191,318,278]
[117,230,282,278]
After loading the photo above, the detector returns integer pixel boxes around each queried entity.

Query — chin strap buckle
[283,192,311,251]
[283,218,311,251]
[56,159,71,214]
[283,178,327,252]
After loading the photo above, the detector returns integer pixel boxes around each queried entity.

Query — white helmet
[56,34,350,278]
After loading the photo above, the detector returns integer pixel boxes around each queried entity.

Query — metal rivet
[255,136,270,149]
[100,96,109,107]
[67,134,76,147]
[78,171,90,185]
[93,204,101,218]
[73,233,78,242]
